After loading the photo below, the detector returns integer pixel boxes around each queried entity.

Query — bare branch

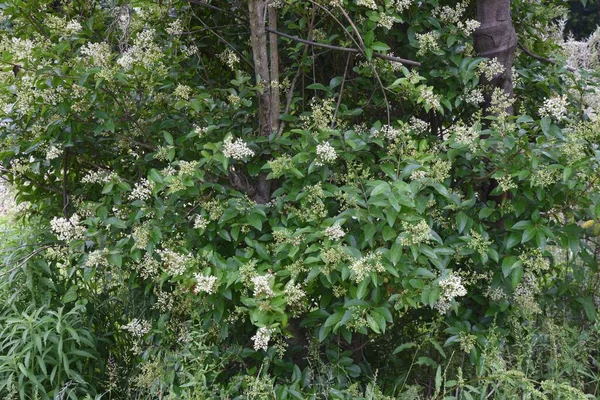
[265,28,420,67]
[518,43,575,72]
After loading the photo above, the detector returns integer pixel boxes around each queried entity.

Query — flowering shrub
[0,0,599,398]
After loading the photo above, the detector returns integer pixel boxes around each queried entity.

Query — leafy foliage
[0,0,598,398]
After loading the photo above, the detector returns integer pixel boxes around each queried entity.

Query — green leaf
[393,342,416,354]
[62,285,78,303]
[371,41,390,51]
[366,314,381,334]
[324,311,344,327]
[456,212,469,234]
[435,366,442,393]
[247,213,263,231]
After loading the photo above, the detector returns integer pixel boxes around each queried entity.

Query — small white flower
[435,273,467,314]
[315,142,337,166]
[45,146,63,160]
[324,223,345,240]
[50,214,86,241]
[539,95,568,121]
[194,215,209,230]
[251,327,274,351]
[166,19,184,36]
[223,137,255,160]
[194,274,218,294]
[128,179,153,201]
[251,274,275,298]
[122,318,151,338]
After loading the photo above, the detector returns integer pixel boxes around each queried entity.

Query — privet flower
[356,0,377,10]
[193,274,218,294]
[193,215,209,230]
[435,273,467,313]
[416,32,440,56]
[222,137,255,160]
[122,318,151,338]
[252,274,275,298]
[50,214,86,241]
[173,84,192,100]
[157,249,190,276]
[315,142,337,166]
[80,42,112,67]
[251,327,274,351]
[324,223,345,241]
[539,95,568,121]
[400,220,431,246]
[377,14,395,30]
[128,179,153,201]
[497,175,517,192]
[217,49,240,70]
[479,58,505,81]
[45,145,63,160]
[166,19,184,36]
[350,252,384,282]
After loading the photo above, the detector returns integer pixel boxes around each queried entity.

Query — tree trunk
[248,0,272,137]
[268,6,280,134]
[473,0,518,115]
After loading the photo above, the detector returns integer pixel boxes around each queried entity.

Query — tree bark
[473,0,518,115]
[248,0,272,137]
[268,6,280,134]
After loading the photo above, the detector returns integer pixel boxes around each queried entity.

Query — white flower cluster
[252,273,275,298]
[400,220,431,246]
[377,125,402,140]
[378,14,395,30]
[416,32,440,56]
[46,15,82,36]
[479,58,505,81]
[324,223,345,241]
[173,84,192,100]
[80,42,111,67]
[157,249,190,276]
[458,20,481,37]
[350,252,384,282]
[498,175,517,192]
[193,124,208,137]
[122,318,151,338]
[65,20,83,36]
[539,95,568,121]
[453,124,479,150]
[194,215,209,230]
[301,97,336,131]
[128,179,153,201]
[409,117,430,134]
[45,145,63,160]
[50,214,86,241]
[432,2,467,24]
[393,0,412,13]
[251,327,274,351]
[463,88,484,105]
[435,273,467,314]
[117,29,163,70]
[315,142,337,166]
[85,249,109,268]
[217,49,240,70]
[166,19,184,36]
[193,274,218,295]
[223,137,255,160]
[419,86,441,110]
[356,0,377,10]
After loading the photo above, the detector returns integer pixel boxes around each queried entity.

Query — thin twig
[331,54,352,128]
[265,28,420,67]
[0,245,52,278]
[518,44,575,72]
